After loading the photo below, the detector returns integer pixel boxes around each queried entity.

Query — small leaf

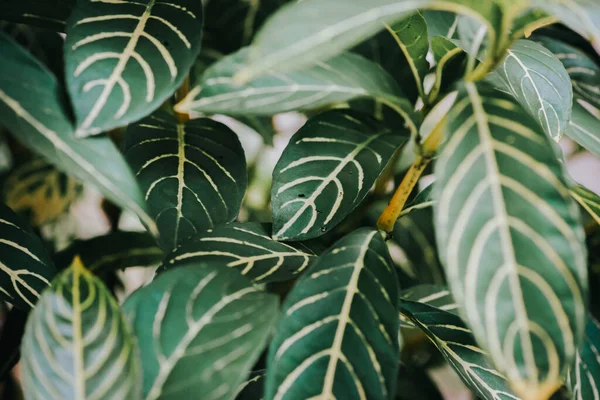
[176,49,415,128]
[2,157,83,227]
[21,257,142,400]
[124,263,279,400]
[272,110,408,241]
[434,82,587,398]
[428,36,467,102]
[266,228,400,400]
[65,0,204,136]
[124,112,247,250]
[567,316,600,400]
[0,34,157,235]
[401,285,458,314]
[571,184,600,226]
[0,0,75,31]
[488,39,573,141]
[0,202,55,310]
[162,222,315,284]
[54,231,164,273]
[400,300,518,400]
[401,183,435,217]
[565,101,600,158]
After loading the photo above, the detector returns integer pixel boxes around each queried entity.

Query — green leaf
[233,0,502,82]
[422,10,458,39]
[434,82,587,398]
[0,0,75,31]
[266,228,400,400]
[124,112,247,251]
[353,12,430,102]
[0,34,157,236]
[399,300,518,400]
[401,284,458,314]
[565,101,600,158]
[234,370,266,400]
[175,49,416,131]
[571,184,600,226]
[428,36,467,102]
[487,39,573,141]
[54,231,164,273]
[510,9,553,39]
[64,0,203,136]
[124,263,279,400]
[566,316,600,400]
[20,257,141,399]
[535,36,600,109]
[401,183,435,217]
[0,202,55,310]
[162,222,315,284]
[271,110,409,241]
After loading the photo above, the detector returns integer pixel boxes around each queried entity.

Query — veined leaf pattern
[488,39,573,141]
[567,316,600,400]
[20,257,141,400]
[0,202,56,310]
[401,285,458,314]
[124,263,278,400]
[400,301,519,400]
[124,112,247,251]
[175,49,415,130]
[571,184,600,226]
[65,0,203,136]
[0,34,157,235]
[271,109,409,241]
[162,222,315,283]
[266,229,400,400]
[434,83,587,398]
[566,101,600,158]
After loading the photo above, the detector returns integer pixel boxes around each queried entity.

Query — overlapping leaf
[176,49,415,128]
[271,109,409,241]
[124,112,247,250]
[400,301,518,400]
[266,229,400,400]
[65,0,203,136]
[434,82,587,398]
[124,263,278,400]
[429,36,467,102]
[571,184,600,226]
[0,202,55,310]
[21,257,141,399]
[401,285,458,314]
[2,158,83,227]
[0,0,75,31]
[565,101,600,158]
[423,10,458,39]
[162,222,315,284]
[0,34,156,235]
[233,0,501,82]
[567,316,600,400]
[234,370,266,400]
[488,39,573,141]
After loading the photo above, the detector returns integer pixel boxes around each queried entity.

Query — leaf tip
[70,255,89,275]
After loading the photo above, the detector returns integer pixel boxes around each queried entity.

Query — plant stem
[175,75,191,122]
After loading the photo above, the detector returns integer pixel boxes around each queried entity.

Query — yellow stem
[175,75,191,123]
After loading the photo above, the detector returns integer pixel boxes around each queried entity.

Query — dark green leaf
[124,112,247,251]
[400,300,518,400]
[0,34,157,235]
[271,109,409,241]
[266,228,400,400]
[124,263,279,400]
[401,183,435,217]
[401,284,458,314]
[434,82,587,398]
[565,101,600,158]
[566,316,600,400]
[64,0,204,136]
[571,184,600,226]
[21,258,141,399]
[0,202,55,309]
[0,0,75,31]
[428,36,467,102]
[162,222,315,284]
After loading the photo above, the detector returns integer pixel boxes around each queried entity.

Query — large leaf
[571,184,600,226]
[266,229,400,400]
[162,222,315,284]
[124,112,247,251]
[20,257,141,399]
[488,39,573,141]
[0,0,75,31]
[434,82,587,398]
[400,300,518,400]
[54,231,164,273]
[64,0,203,136]
[0,202,55,309]
[124,263,278,400]
[0,34,157,235]
[233,0,502,82]
[535,36,600,109]
[352,12,430,103]
[565,101,600,158]
[566,316,600,400]
[175,49,415,129]
[271,109,409,241]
